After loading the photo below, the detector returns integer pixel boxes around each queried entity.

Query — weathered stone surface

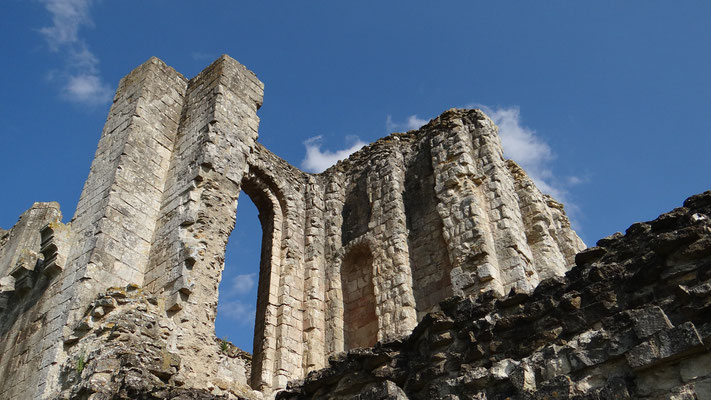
[55,286,255,400]
[2,53,710,400]
[278,191,711,400]
[0,54,586,399]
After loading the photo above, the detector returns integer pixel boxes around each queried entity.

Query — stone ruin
[0,55,708,399]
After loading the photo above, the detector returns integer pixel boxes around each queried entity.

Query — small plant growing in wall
[75,348,87,375]
[219,336,231,354]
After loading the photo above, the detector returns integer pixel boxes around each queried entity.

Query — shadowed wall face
[341,173,370,246]
[403,139,454,319]
[341,246,377,350]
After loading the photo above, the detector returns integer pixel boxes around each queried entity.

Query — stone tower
[0,55,584,399]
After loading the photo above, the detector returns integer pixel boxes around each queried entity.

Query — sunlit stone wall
[0,55,585,399]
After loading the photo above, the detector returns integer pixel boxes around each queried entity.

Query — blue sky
[1,1,709,353]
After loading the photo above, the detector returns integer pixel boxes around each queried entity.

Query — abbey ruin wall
[279,191,711,399]
[0,55,584,399]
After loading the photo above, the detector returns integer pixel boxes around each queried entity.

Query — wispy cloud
[474,104,584,226]
[301,135,367,173]
[39,0,112,106]
[64,74,111,104]
[217,300,256,325]
[217,273,257,324]
[229,273,256,295]
[386,114,428,132]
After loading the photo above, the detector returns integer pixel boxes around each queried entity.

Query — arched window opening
[212,170,284,391]
[341,246,378,350]
[216,193,260,354]
[215,172,282,390]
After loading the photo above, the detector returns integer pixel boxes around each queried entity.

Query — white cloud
[63,74,112,105]
[229,273,256,295]
[301,135,367,173]
[217,300,256,325]
[39,0,111,106]
[386,114,428,132]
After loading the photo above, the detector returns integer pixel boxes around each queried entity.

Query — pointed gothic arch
[235,167,286,390]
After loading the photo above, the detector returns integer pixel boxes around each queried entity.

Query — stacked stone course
[0,55,584,399]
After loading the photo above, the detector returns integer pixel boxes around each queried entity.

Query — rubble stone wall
[0,55,584,399]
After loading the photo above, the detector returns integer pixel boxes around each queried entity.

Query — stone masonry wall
[0,57,188,400]
[403,135,455,320]
[341,245,378,350]
[278,190,711,400]
[0,202,63,399]
[141,55,267,393]
[0,55,584,399]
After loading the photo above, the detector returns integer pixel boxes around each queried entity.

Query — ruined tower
[0,56,584,399]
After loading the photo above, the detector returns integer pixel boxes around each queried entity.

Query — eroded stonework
[278,191,711,400]
[0,55,584,399]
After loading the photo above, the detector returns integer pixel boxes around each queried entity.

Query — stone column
[301,176,327,372]
[365,143,418,342]
[323,171,346,357]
